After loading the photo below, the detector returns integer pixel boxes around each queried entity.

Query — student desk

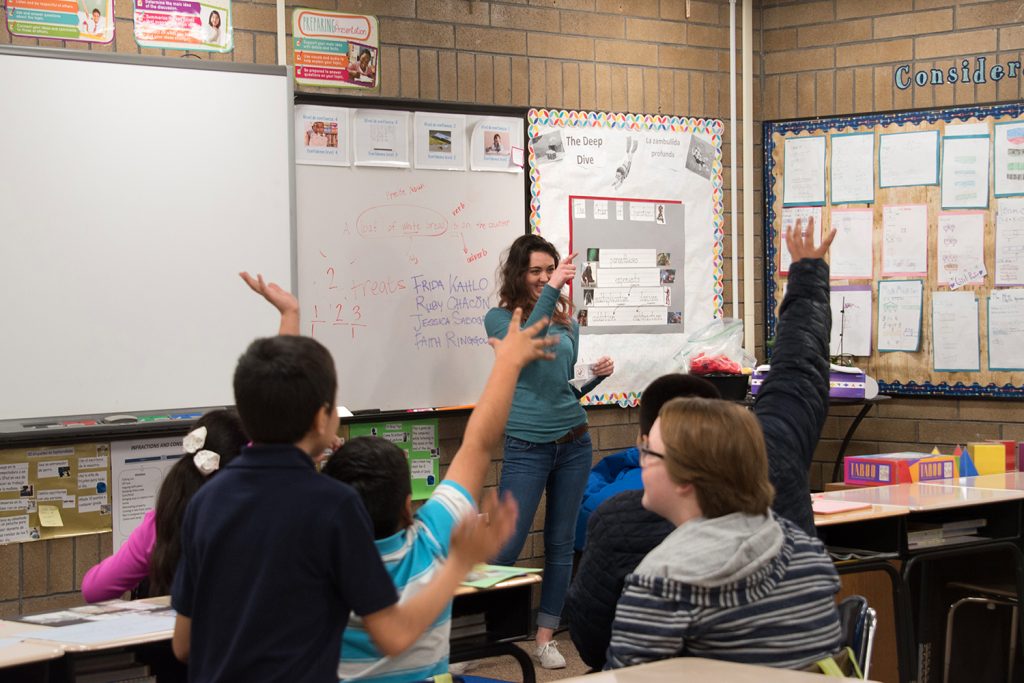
[552,656,881,682]
[0,637,62,683]
[816,480,1024,683]
[0,596,179,682]
[450,573,541,683]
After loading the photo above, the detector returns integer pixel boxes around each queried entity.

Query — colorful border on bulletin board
[764,101,1024,399]
[527,109,727,320]
[580,391,642,408]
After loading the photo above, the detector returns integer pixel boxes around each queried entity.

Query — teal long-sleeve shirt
[484,285,603,443]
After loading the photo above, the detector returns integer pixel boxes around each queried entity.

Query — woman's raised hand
[549,252,578,289]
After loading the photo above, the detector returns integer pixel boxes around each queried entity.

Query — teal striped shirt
[338,481,475,682]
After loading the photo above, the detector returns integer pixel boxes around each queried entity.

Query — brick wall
[761,0,1024,490]
[5,0,1019,615]
[0,0,750,612]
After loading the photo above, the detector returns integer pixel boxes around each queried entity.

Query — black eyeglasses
[639,446,665,462]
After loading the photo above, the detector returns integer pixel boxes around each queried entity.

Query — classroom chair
[838,594,877,679]
[943,581,1019,683]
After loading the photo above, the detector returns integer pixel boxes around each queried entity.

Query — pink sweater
[82,509,156,603]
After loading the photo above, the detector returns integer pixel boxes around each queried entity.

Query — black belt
[553,424,588,444]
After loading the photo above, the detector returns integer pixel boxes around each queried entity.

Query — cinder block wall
[760,0,1024,489]
[4,0,1020,614]
[0,0,753,612]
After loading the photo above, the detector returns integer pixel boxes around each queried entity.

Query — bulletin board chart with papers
[528,109,726,407]
[764,102,1024,398]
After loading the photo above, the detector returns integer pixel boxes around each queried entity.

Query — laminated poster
[414,112,466,171]
[295,105,349,167]
[293,10,379,90]
[134,0,232,52]
[349,419,439,501]
[6,0,114,43]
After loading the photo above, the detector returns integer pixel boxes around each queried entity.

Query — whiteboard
[0,48,294,421]
[296,106,526,411]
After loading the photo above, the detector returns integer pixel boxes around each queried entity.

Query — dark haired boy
[171,330,523,682]
[566,219,838,670]
[238,272,555,682]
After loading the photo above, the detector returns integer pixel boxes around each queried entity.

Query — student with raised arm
[172,295,518,683]
[605,396,842,670]
[241,272,555,682]
[326,308,556,682]
[567,218,837,670]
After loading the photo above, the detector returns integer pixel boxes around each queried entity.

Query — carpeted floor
[458,631,590,682]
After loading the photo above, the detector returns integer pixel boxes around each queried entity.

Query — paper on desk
[17,612,176,645]
[461,564,542,589]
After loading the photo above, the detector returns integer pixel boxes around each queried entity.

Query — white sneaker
[534,640,566,669]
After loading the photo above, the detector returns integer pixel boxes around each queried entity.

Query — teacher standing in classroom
[484,234,614,669]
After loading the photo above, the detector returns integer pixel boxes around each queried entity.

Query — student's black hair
[359,48,371,60]
[233,335,337,444]
[150,409,247,595]
[322,436,411,539]
[638,373,722,436]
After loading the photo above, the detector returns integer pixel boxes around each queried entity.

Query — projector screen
[0,48,294,421]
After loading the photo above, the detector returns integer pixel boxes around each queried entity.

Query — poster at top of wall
[134,0,232,52]
[293,9,379,90]
[6,0,114,44]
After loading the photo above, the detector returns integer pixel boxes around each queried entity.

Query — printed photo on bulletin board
[764,101,1024,398]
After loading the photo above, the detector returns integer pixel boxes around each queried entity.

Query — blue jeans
[495,430,593,630]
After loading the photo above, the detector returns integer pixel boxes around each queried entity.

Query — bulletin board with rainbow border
[764,102,1024,399]
[528,109,726,407]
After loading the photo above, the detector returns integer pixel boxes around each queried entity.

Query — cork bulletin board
[764,102,1024,398]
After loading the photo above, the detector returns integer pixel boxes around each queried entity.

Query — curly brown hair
[496,234,573,327]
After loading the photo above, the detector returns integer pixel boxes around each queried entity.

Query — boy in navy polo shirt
[171,334,519,683]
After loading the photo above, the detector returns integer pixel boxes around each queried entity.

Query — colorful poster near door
[134,0,232,52]
[293,9,379,90]
[6,0,114,43]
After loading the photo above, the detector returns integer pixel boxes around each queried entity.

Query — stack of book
[907,518,987,550]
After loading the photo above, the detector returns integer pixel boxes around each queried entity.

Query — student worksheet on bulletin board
[294,98,527,412]
[764,102,1024,398]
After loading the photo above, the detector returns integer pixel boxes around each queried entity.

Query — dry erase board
[0,47,294,422]
[765,102,1024,398]
[294,98,527,411]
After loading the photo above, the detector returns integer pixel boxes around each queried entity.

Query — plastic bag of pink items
[674,318,754,375]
